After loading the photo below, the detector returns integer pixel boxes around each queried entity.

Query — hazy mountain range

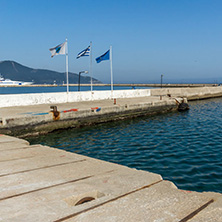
[0,61,101,84]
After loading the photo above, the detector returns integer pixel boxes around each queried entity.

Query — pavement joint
[0,156,35,163]
[0,159,87,178]
[179,199,214,222]
[0,175,92,202]
[54,180,163,222]
[0,169,118,202]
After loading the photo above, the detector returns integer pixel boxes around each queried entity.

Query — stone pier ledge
[0,96,179,137]
[0,135,221,221]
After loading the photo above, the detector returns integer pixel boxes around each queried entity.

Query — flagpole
[110,46,113,93]
[66,38,69,93]
[90,41,93,92]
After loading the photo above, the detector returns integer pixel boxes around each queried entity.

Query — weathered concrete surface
[0,134,161,221]
[67,182,220,222]
[0,89,151,108]
[0,134,221,222]
[150,86,222,100]
[1,87,222,137]
[0,96,179,137]
[189,195,222,222]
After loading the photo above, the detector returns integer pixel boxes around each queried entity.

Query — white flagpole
[90,41,93,92]
[66,38,69,93]
[110,46,113,93]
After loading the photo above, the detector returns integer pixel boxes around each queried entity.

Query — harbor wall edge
[0,89,151,108]
[150,86,222,99]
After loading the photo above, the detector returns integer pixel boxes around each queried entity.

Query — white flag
[49,41,67,58]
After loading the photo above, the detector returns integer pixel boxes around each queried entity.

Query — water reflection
[28,98,222,193]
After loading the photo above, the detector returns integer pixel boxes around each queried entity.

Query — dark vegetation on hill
[0,61,101,84]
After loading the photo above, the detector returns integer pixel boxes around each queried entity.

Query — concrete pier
[0,95,179,137]
[151,86,222,100]
[0,134,221,221]
[1,87,222,221]
[1,86,222,137]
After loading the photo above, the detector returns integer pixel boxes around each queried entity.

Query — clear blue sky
[1,0,222,83]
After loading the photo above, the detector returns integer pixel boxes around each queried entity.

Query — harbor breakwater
[0,86,222,137]
[0,89,150,107]
[151,86,222,100]
[1,88,222,220]
[0,86,221,108]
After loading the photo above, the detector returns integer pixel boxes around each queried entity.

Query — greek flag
[77,46,91,59]
[95,50,110,63]
[49,41,67,58]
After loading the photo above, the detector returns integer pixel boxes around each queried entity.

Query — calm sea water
[28,97,222,193]
[0,85,147,94]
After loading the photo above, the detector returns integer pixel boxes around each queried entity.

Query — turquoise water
[28,98,222,193]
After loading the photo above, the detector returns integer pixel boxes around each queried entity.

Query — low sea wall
[2,86,222,136]
[0,97,178,137]
[150,86,222,100]
[0,89,151,108]
[1,86,222,108]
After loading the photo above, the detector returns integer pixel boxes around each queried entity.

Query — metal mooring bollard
[50,106,60,120]
[114,98,116,105]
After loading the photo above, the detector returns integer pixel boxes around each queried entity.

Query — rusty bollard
[50,106,60,120]
[114,98,117,105]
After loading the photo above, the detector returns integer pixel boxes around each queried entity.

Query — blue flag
[96,50,110,63]
[77,46,90,59]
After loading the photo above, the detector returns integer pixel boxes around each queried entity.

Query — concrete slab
[0,158,118,200]
[0,134,29,144]
[0,135,221,222]
[0,151,86,176]
[0,167,161,222]
[189,195,222,222]
[0,141,30,151]
[0,145,68,162]
[66,181,218,222]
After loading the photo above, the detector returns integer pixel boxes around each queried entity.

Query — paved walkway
[0,96,177,137]
[0,135,221,221]
[0,96,164,118]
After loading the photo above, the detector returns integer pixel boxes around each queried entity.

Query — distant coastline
[0,83,218,88]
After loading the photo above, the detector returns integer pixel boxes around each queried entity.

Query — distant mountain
[0,61,101,84]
